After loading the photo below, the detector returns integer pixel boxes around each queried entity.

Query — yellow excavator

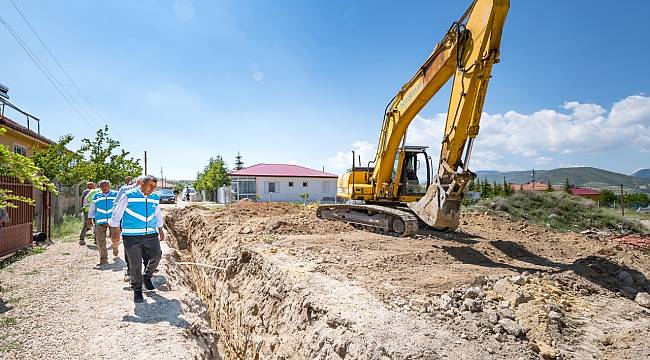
[317,0,509,236]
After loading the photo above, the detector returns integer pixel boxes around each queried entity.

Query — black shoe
[144,278,155,291]
[133,290,144,303]
[79,240,86,245]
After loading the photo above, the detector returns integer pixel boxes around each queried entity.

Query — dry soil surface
[166,201,650,360]
[0,237,216,359]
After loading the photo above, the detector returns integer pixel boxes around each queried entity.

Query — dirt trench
[164,201,650,359]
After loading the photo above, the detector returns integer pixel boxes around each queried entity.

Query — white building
[229,163,337,203]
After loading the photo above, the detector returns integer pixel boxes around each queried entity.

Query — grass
[0,334,20,353]
[475,191,647,234]
[0,317,17,327]
[22,269,40,276]
[0,246,46,271]
[52,214,83,242]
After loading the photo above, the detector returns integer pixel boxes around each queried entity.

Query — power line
[8,0,108,126]
[0,14,97,130]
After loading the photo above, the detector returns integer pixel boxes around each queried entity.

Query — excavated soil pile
[165,202,650,359]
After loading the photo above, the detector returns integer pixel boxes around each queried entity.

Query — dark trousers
[125,248,150,272]
[123,234,162,292]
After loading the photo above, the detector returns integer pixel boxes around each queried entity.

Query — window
[322,181,331,193]
[302,182,308,187]
[238,180,256,194]
[289,182,294,187]
[13,144,27,156]
[268,182,277,193]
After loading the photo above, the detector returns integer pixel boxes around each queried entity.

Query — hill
[475,167,649,191]
[632,168,650,179]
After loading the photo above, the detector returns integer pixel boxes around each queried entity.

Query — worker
[88,180,119,265]
[109,175,164,304]
[113,175,150,283]
[79,182,96,245]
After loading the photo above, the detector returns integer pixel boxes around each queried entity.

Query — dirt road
[0,235,216,359]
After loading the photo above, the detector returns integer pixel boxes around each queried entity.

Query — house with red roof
[569,187,602,201]
[229,163,338,202]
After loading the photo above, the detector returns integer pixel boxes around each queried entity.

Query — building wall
[245,176,336,202]
[0,125,49,157]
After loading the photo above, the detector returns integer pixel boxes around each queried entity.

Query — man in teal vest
[109,175,164,303]
[79,182,96,245]
[88,180,118,265]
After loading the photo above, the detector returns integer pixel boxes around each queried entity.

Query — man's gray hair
[143,175,158,183]
[98,180,111,187]
[135,175,146,185]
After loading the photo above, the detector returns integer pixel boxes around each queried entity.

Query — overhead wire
[8,0,108,126]
[0,14,97,131]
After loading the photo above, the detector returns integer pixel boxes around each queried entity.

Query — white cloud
[326,140,376,171]
[173,0,195,22]
[326,95,650,172]
[286,160,301,166]
[478,95,650,156]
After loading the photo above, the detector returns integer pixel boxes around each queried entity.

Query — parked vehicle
[157,189,176,204]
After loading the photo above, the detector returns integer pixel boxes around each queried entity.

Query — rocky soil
[166,201,650,360]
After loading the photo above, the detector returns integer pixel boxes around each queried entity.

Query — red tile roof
[229,164,337,178]
[0,115,54,145]
[570,187,601,196]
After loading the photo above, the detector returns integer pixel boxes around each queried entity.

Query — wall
[255,176,336,203]
[0,125,49,157]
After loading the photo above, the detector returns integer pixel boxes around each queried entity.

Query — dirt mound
[164,204,650,359]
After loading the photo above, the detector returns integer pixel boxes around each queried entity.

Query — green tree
[563,178,571,194]
[0,128,56,208]
[234,152,244,170]
[503,178,513,196]
[32,134,85,186]
[75,126,142,184]
[481,178,492,198]
[299,192,310,206]
[195,156,230,191]
[600,189,618,205]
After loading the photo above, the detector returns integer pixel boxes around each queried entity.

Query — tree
[503,177,513,196]
[299,192,310,206]
[481,178,492,198]
[32,134,85,187]
[75,126,142,184]
[195,156,230,192]
[563,177,571,194]
[0,128,56,208]
[234,152,244,170]
[600,189,618,205]
[546,181,553,192]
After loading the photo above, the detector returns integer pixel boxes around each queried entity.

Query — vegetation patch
[52,214,83,242]
[0,246,46,271]
[0,317,17,327]
[476,191,647,234]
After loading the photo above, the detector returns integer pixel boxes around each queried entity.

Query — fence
[0,176,34,258]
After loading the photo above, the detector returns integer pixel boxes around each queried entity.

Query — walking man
[109,175,164,303]
[88,180,119,265]
[113,176,150,283]
[79,182,96,245]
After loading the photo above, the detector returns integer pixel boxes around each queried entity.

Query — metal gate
[0,176,34,258]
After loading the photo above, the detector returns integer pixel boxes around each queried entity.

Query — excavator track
[316,204,419,237]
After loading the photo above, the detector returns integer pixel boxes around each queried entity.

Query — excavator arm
[374,0,509,229]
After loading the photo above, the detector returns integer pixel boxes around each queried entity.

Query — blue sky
[1,0,649,179]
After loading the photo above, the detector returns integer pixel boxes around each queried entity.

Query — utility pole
[531,169,536,190]
[161,166,164,187]
[144,151,148,175]
[620,184,625,217]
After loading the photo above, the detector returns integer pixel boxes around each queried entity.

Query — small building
[513,181,562,192]
[229,163,337,203]
[569,187,601,200]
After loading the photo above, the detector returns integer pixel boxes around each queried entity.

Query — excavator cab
[394,146,431,197]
